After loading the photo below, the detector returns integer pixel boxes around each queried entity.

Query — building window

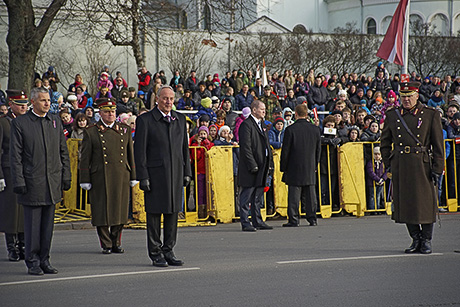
[367,18,376,34]
[431,13,449,36]
[203,4,211,30]
[181,11,188,29]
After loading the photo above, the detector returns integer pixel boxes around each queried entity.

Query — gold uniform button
[100,135,104,137]
[121,146,124,150]
[398,135,401,138]
[104,154,107,157]
[103,147,106,150]
[121,153,124,156]
[120,160,123,163]
[102,140,105,143]
[399,143,403,146]
[400,151,403,154]
[417,135,420,137]
[397,127,400,130]
[105,162,108,165]
[121,139,124,142]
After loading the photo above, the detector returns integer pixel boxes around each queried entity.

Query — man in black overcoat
[280,104,321,227]
[134,85,192,267]
[10,87,71,275]
[0,90,28,261]
[237,100,273,231]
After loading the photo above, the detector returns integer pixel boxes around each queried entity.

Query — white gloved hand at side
[80,183,92,190]
[130,180,139,187]
[0,179,5,192]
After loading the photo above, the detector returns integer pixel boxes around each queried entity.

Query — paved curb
[54,221,94,231]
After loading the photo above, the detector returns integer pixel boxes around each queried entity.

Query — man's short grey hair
[30,87,50,101]
[250,100,264,110]
[156,85,174,97]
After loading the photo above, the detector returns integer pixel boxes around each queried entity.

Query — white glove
[80,183,92,190]
[378,178,384,185]
[130,180,139,187]
[0,179,5,192]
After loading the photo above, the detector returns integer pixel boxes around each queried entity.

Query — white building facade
[258,0,460,36]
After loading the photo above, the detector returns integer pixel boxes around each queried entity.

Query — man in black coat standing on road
[237,100,273,231]
[134,85,192,267]
[280,104,321,227]
[10,87,71,275]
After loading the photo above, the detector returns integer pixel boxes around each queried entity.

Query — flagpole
[402,0,410,75]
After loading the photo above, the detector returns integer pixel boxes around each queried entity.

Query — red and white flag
[376,0,409,66]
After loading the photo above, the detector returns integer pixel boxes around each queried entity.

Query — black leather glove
[250,167,259,174]
[431,172,441,185]
[183,176,191,187]
[140,179,151,192]
[63,180,71,191]
[331,138,341,146]
[13,186,27,195]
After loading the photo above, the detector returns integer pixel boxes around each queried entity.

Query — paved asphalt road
[0,214,459,307]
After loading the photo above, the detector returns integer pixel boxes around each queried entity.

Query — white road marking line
[0,267,200,287]
[277,253,444,264]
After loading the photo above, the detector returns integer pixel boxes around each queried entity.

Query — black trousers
[96,225,123,249]
[239,186,264,228]
[288,185,317,225]
[22,204,55,269]
[146,212,178,260]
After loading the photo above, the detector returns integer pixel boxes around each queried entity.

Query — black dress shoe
[112,246,125,253]
[152,256,168,267]
[41,265,58,274]
[8,250,20,261]
[309,220,318,226]
[28,267,44,275]
[257,223,273,230]
[164,255,184,266]
[242,226,257,232]
[102,248,112,254]
[282,222,298,227]
[419,239,432,254]
[404,239,420,254]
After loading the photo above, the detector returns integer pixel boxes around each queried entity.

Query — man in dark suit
[280,104,321,227]
[237,100,273,231]
[10,87,71,275]
[134,85,192,267]
[0,90,28,261]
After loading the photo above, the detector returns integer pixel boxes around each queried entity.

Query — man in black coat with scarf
[237,100,273,231]
[280,104,321,226]
[134,85,192,267]
[10,87,71,275]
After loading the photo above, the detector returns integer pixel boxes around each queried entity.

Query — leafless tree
[3,0,67,92]
[408,20,454,77]
[323,23,380,76]
[227,31,289,74]
[284,33,328,74]
[163,31,218,80]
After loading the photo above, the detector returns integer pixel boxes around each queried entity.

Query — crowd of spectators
[2,63,459,214]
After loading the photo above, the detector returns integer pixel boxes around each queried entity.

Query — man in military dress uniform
[80,98,137,254]
[10,87,71,275]
[381,81,444,254]
[0,90,28,261]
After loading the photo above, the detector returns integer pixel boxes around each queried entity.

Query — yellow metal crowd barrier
[59,139,459,225]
